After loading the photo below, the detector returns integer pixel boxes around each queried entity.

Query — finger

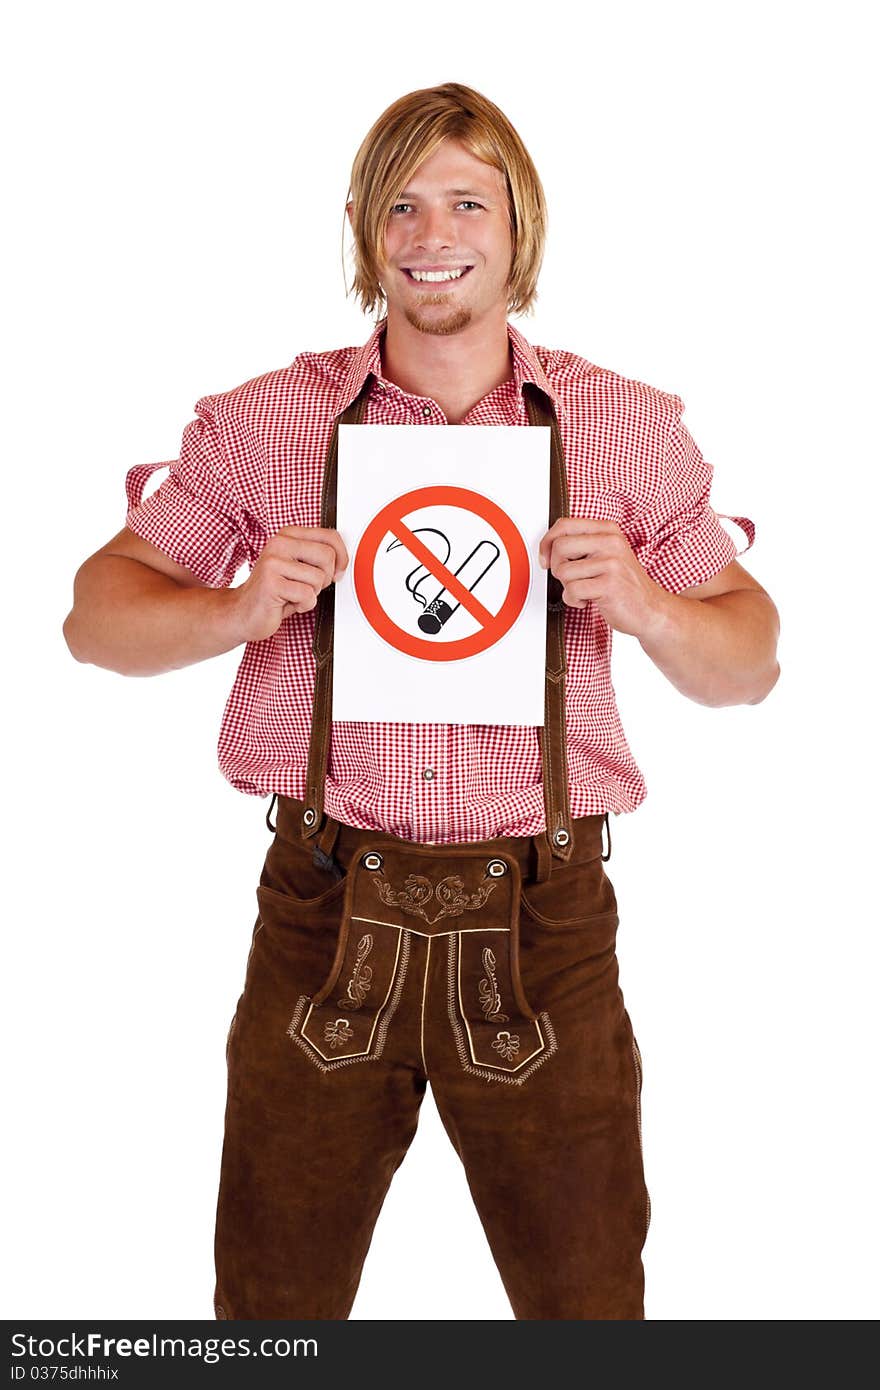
[562,576,608,607]
[280,602,315,621]
[538,518,619,567]
[275,528,349,577]
[272,537,339,583]
[549,534,614,564]
[555,557,608,583]
[274,576,320,608]
[332,544,349,582]
[320,532,349,583]
[273,557,333,592]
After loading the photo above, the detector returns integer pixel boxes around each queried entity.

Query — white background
[3,0,877,1322]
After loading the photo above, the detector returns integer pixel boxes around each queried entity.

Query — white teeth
[408,267,468,282]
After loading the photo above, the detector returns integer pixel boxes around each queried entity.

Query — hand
[537,517,669,639]
[230,526,349,642]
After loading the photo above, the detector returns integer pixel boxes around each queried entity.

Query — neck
[380,307,514,424]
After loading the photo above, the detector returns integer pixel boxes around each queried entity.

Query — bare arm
[62,526,349,678]
[539,520,781,707]
[636,574,781,707]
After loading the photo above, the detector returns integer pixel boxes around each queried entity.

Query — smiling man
[63,82,780,1321]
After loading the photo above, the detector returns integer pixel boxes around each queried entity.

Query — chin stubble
[403,304,473,336]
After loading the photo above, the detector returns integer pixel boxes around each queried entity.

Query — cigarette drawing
[385,530,501,634]
[417,538,500,633]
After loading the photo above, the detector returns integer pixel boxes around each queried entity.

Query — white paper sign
[333,424,550,724]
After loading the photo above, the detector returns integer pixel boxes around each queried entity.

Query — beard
[402,299,473,336]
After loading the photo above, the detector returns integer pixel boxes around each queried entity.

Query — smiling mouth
[402,266,474,286]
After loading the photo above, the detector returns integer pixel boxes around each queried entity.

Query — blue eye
[390,201,484,214]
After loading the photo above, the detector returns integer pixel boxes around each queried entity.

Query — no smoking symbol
[353,485,531,662]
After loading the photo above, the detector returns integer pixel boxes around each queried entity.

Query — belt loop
[265,792,278,834]
[601,812,612,862]
[312,814,344,881]
[532,828,552,883]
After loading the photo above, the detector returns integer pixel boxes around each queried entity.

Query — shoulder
[539,342,685,434]
[176,344,356,500]
[195,342,356,428]
[534,343,689,514]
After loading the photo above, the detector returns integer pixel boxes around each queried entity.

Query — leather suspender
[300,379,371,842]
[524,381,574,860]
[300,373,575,863]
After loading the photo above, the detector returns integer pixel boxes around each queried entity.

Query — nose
[413,203,456,253]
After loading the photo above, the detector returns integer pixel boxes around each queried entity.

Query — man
[63,82,780,1320]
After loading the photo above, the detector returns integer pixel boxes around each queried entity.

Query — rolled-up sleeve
[124,396,258,588]
[634,406,755,593]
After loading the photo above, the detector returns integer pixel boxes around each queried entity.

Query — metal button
[422,768,436,781]
[303,808,316,827]
[486,859,508,877]
[553,828,571,847]
[363,851,383,871]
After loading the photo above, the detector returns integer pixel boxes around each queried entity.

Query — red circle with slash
[354,485,531,661]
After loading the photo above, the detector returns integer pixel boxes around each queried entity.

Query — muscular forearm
[637,587,781,707]
[63,555,245,677]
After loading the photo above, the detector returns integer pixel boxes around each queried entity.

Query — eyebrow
[396,188,491,199]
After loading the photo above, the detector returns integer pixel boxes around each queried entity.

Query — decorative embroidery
[373,871,498,926]
[337,933,374,1009]
[478,946,509,1022]
[287,932,412,1074]
[491,1030,521,1061]
[445,938,557,1086]
[324,1018,355,1049]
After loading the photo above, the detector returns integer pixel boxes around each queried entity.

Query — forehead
[399,138,505,197]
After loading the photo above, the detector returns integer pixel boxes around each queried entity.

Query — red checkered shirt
[124,316,755,841]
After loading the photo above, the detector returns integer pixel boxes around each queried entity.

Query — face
[361,137,514,337]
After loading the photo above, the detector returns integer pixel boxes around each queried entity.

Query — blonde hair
[343,83,547,322]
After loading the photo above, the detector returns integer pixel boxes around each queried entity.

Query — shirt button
[422,405,432,416]
[378,383,387,393]
[422,768,436,781]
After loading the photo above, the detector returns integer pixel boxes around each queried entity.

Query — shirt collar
[337,315,561,416]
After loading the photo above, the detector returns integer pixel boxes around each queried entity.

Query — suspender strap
[301,378,372,844]
[301,374,574,862]
[524,383,574,862]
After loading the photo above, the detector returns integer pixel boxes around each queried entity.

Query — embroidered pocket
[284,859,411,1072]
[445,916,558,1084]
